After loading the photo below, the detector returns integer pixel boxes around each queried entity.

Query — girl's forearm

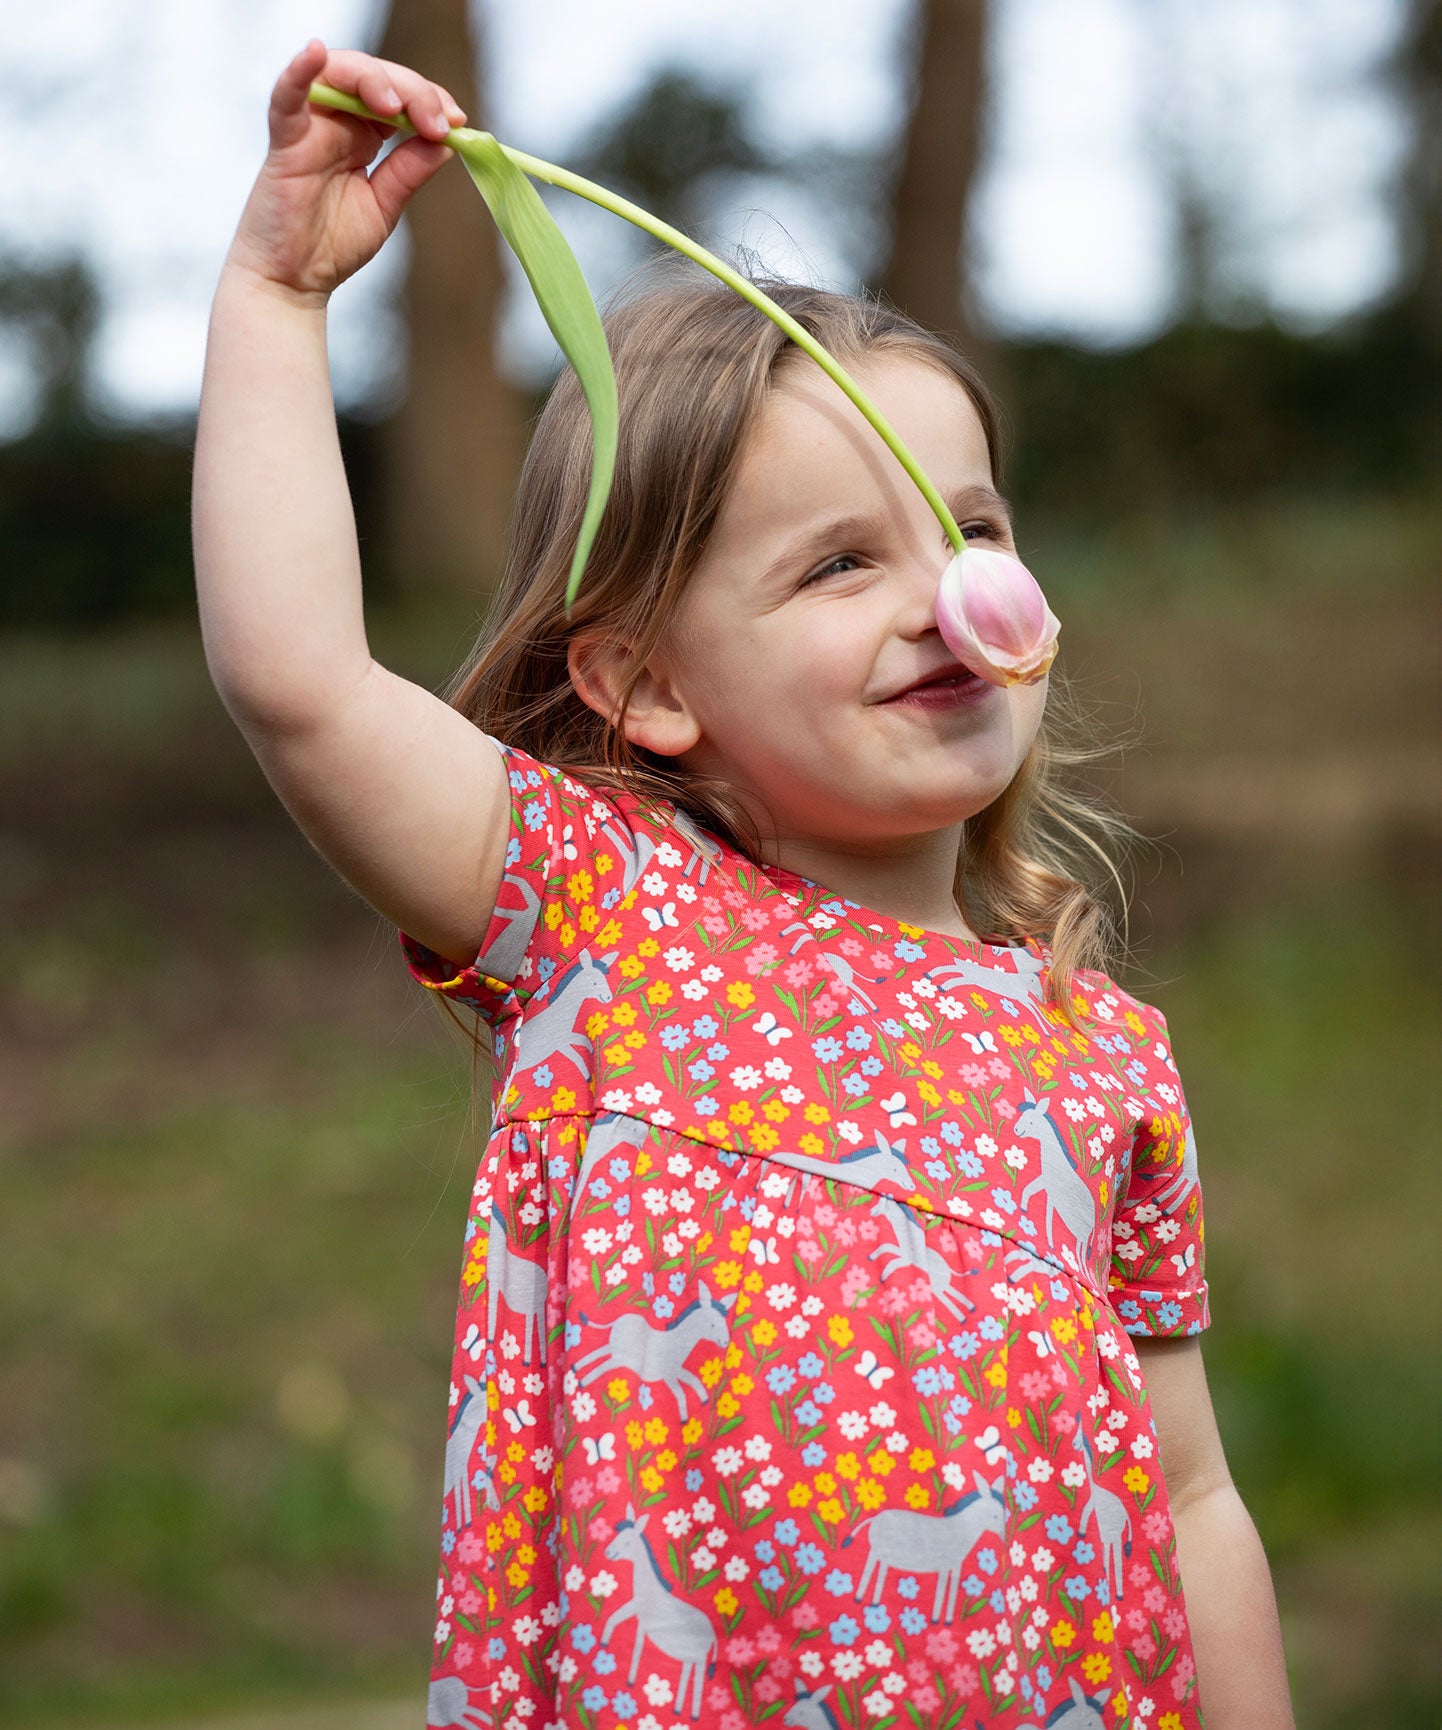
[192,264,374,735]
[1173,1484,1295,1728]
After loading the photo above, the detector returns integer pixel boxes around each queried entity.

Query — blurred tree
[374,0,523,604]
[1390,0,1441,351]
[876,0,991,355]
[0,256,100,435]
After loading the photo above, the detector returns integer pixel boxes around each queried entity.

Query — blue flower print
[824,1570,853,1597]
[505,837,521,867]
[602,886,621,909]
[693,1016,719,1039]
[940,1121,964,1146]
[950,1332,979,1360]
[1073,1540,1094,1564]
[739,1198,757,1221]
[582,1686,607,1710]
[638,1385,653,1409]
[920,1136,941,1156]
[843,1075,868,1096]
[958,1150,984,1179]
[660,1026,690,1051]
[795,1544,825,1575]
[880,1019,906,1038]
[774,1519,800,1545]
[1014,1482,1038,1511]
[1050,1279,1070,1302]
[1037,1664,1054,1692]
[962,1573,984,1597]
[812,1037,844,1063]
[441,1529,455,1553]
[795,1401,822,1427]
[507,769,527,793]
[612,1695,637,1718]
[641,1273,655,1296]
[978,1316,1004,1341]
[766,1365,797,1396]
[1068,1073,1089,1092]
[897,1577,919,1599]
[688,1060,715,1082]
[565,1322,582,1348]
[1157,1301,1183,1329]
[536,956,556,982]
[1095,1578,1111,1606]
[990,1187,1016,1214]
[913,1365,953,1396]
[759,1566,784,1591]
[523,799,547,832]
[524,769,542,788]
[848,997,869,1017]
[925,1160,948,1182]
[860,1056,884,1076]
[976,1548,998,1575]
[693,1098,718,1118]
[800,1441,826,1466]
[685,1469,704,1490]
[593,1649,616,1674]
[989,1588,1006,1613]
[706,1042,730,1062]
[572,1625,597,1653]
[1065,1575,1091,1601]
[754,1540,776,1563]
[899,1607,927,1634]
[489,1635,506,1660]
[1045,1515,1073,1544]
[863,1604,890,1633]
[798,1353,825,1377]
[895,940,925,962]
[811,1382,836,1405]
[1118,1299,1142,1323]
[845,1026,872,1051]
[668,1270,686,1294]
[652,1295,673,1319]
[614,1195,631,1218]
[829,1615,860,1646]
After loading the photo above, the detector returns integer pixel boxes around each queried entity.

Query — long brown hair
[445,261,1149,1026]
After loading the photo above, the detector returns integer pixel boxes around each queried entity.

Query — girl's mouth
[883,669,992,708]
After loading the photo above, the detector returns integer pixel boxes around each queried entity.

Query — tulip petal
[454,134,618,611]
[936,548,1060,686]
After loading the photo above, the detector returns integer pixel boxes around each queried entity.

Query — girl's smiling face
[654,352,1050,860]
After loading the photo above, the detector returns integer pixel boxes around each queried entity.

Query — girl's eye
[800,555,859,587]
[962,519,1000,542]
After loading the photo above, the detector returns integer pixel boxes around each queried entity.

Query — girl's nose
[934,545,1061,686]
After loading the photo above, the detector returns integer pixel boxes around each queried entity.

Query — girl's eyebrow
[756,484,1014,586]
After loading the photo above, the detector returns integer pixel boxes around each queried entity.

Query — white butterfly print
[752,1011,794,1046]
[561,823,578,862]
[460,1323,485,1363]
[582,1433,616,1465]
[642,902,679,931]
[855,1349,895,1389]
[503,1400,536,1432]
[974,1423,1008,1465]
[1027,1329,1055,1359]
[1171,1242,1197,1277]
[749,1235,780,1266]
[961,1031,998,1055]
[879,1092,917,1128]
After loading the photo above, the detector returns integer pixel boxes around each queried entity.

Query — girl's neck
[761,824,982,941]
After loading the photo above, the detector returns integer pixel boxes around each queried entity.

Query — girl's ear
[567,634,701,759]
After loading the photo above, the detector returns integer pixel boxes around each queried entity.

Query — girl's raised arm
[193,42,509,968]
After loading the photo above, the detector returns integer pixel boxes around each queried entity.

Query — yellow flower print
[559,922,576,948]
[624,1029,646,1049]
[579,905,599,933]
[763,1100,791,1123]
[1080,1653,1111,1685]
[595,853,615,877]
[607,1378,629,1403]
[522,1486,547,1514]
[502,1511,522,1540]
[1123,1010,1146,1036]
[504,1084,522,1111]
[597,918,622,946]
[715,1587,738,1615]
[909,1447,935,1471]
[646,981,672,1006]
[817,1497,844,1524]
[856,1479,886,1510]
[743,1271,764,1294]
[814,1472,837,1496]
[1159,1716,1184,1730]
[603,1042,630,1066]
[750,1124,780,1152]
[715,1392,739,1420]
[729,1101,754,1126]
[804,1101,830,1124]
[587,1012,610,1038]
[610,1003,637,1027]
[1000,1026,1026,1046]
[1123,1467,1150,1494]
[507,1440,525,1464]
[569,869,594,901]
[985,1362,1007,1388]
[917,1080,941,1107]
[462,1253,485,1289]
[486,1524,504,1553]
[870,1453,895,1479]
[698,1357,724,1389]
[506,1561,529,1589]
[726,981,755,1009]
[836,1452,861,1481]
[751,1319,777,1347]
[638,938,660,958]
[920,1058,943,1079]
[1050,1315,1078,1345]
[1051,1619,1076,1649]
[947,1089,968,1108]
[788,1484,812,1507]
[625,1421,644,1448]
[517,1543,537,1566]
[1091,1610,1115,1644]
[497,1460,516,1485]
[732,1374,755,1398]
[643,1417,668,1446]
[899,1042,922,1064]
[619,956,644,980]
[657,1450,677,1473]
[725,1343,744,1369]
[713,1261,743,1291]
[639,1466,663,1494]
[904,1484,931,1511]
[1006,1407,1022,1428]
[552,1086,578,1113]
[798,1133,825,1157]
[897,921,924,940]
[828,1316,853,1348]
[969,991,988,1010]
[682,1419,703,1445]
[729,1226,752,1253]
[634,1150,652,1176]
[545,903,565,931]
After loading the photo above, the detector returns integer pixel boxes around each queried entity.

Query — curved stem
[307,82,966,554]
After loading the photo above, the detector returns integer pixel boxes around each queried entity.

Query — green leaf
[454,134,618,610]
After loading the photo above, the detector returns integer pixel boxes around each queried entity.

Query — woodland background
[1,0,1438,1725]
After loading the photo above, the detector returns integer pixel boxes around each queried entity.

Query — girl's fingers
[366,135,455,231]
[321,48,465,140]
[269,39,330,148]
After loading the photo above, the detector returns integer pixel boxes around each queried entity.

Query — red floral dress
[402,738,1210,1730]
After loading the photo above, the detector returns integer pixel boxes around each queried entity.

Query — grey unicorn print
[443,1374,497,1530]
[779,920,892,1013]
[768,1130,913,1195]
[843,1470,1006,1624]
[575,1282,737,1420]
[1014,1092,1098,1268]
[472,876,540,986]
[487,1204,549,1366]
[1153,1117,1200,1214]
[925,942,1047,1007]
[602,1503,718,1720]
[783,1682,842,1729]
[573,1111,652,1210]
[869,1193,974,1322]
[1016,1676,1111,1730]
[1075,1430,1133,1598]
[426,1673,492,1729]
[597,810,723,894]
[507,947,618,1079]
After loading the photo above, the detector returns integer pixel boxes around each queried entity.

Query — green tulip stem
[306,82,966,555]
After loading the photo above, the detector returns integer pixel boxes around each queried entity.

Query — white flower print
[763,1057,793,1081]
[663,946,695,973]
[780,1085,805,1104]
[691,1545,715,1571]
[868,1401,897,1430]
[730,1065,764,1091]
[675,881,697,902]
[967,1628,996,1658]
[600,1089,633,1112]
[937,995,965,1018]
[714,1447,743,1476]
[743,1437,773,1461]
[681,980,706,1000]
[904,1012,929,1033]
[832,1652,864,1682]
[590,1571,618,1597]
[700,964,723,982]
[912,977,937,998]
[837,1410,868,1441]
[633,1082,663,1106]
[641,872,667,896]
[1131,1434,1155,1459]
[836,1120,864,1145]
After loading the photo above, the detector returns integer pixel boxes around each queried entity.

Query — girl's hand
[226,39,467,303]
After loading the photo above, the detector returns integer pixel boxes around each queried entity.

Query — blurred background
[1,0,1438,1725]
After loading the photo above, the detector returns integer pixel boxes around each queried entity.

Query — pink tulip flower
[935,546,1060,687]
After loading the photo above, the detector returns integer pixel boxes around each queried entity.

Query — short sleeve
[1108,1002,1211,1338]
[399,736,636,1025]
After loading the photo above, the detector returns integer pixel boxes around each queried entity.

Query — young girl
[194,41,1295,1730]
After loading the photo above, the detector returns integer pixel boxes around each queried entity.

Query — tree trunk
[375,0,523,603]
[877,0,991,361]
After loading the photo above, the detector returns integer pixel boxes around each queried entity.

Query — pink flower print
[703,916,728,936]
[1047,1358,1069,1389]
[459,1587,483,1616]
[952,1663,980,1694]
[1124,1607,1149,1634]
[869,950,891,971]
[568,1475,594,1508]
[757,1625,782,1654]
[1020,1371,1050,1402]
[726,1636,756,1665]
[995,1098,1017,1122]
[925,1627,959,1662]
[834,1217,858,1247]
[702,896,722,915]
[906,1658,931,1686]
[745,942,779,976]
[720,1711,747,1730]
[741,908,769,932]
[1144,1510,1172,1543]
[912,1684,942,1713]
[841,1265,871,1305]
[1171,1654,1196,1697]
[793,1601,820,1628]
[857,1217,881,1241]
[723,889,747,909]
[961,1063,988,1087]
[1134,1631,1157,1661]
[988,1057,1008,1080]
[785,960,815,988]
[452,1641,474,1668]
[1144,1585,1168,1614]
[839,937,863,956]
[880,1284,911,1316]
[815,991,840,1016]
[912,1321,938,1350]
[814,1203,837,1229]
[1165,1609,1188,1642]
[1052,1408,1076,1434]
[450,1567,470,1594]
[756,1675,783,1704]
[596,1466,622,1494]
[458,1531,485,1564]
[1128,1560,1155,1590]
